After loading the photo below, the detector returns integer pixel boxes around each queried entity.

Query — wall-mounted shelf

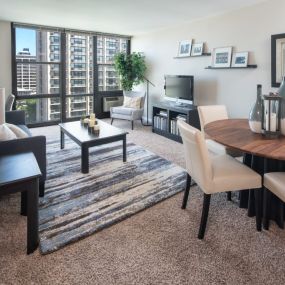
[173,53,211,59]
[205,64,257,70]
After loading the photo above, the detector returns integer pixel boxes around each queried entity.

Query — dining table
[204,118,285,228]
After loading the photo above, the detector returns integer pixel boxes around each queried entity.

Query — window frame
[11,23,131,127]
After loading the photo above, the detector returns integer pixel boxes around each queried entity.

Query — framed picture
[178,40,192,57]
[191,43,204,56]
[212,47,232,68]
[231,52,248,67]
[271,33,285,87]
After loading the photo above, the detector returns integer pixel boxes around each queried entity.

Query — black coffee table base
[60,128,127,174]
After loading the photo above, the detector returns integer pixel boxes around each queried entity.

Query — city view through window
[14,26,128,124]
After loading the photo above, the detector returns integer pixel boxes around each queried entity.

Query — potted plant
[114,52,147,91]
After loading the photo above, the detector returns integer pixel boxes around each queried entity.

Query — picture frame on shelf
[271,33,285,87]
[231,52,249,67]
[191,43,204,56]
[212,46,232,68]
[177,40,192,57]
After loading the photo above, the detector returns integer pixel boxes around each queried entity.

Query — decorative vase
[278,76,285,135]
[249,84,262,133]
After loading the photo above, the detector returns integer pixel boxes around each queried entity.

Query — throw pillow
[6,123,29,138]
[0,124,17,141]
[123,96,141,109]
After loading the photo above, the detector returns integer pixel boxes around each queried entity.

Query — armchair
[0,110,46,197]
[110,91,146,130]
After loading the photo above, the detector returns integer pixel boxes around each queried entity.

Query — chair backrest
[5,94,15,111]
[198,105,228,133]
[123,91,146,109]
[177,120,213,191]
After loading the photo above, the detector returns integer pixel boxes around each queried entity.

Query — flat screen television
[164,75,194,105]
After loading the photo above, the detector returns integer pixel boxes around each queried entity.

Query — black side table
[0,152,42,254]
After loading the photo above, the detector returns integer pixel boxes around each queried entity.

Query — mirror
[272,33,285,87]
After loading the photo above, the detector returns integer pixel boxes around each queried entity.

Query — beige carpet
[1,119,285,284]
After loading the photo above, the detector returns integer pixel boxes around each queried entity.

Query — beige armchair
[177,120,262,239]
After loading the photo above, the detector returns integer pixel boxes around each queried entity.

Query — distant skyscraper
[16,48,36,95]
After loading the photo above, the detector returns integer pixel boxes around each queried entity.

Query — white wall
[132,0,284,118]
[0,21,11,98]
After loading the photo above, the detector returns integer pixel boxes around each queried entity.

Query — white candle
[94,125,100,131]
[89,119,95,127]
[0,88,5,124]
[90,113,95,120]
[266,113,277,132]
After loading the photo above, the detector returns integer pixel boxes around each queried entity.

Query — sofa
[0,110,46,197]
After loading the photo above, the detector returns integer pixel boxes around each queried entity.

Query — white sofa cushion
[6,123,29,138]
[0,124,17,141]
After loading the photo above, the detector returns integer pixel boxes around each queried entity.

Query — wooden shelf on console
[173,53,211,59]
[205,65,257,70]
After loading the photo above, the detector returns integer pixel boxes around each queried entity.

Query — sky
[16,28,36,55]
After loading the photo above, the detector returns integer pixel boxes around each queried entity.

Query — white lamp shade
[0,88,5,124]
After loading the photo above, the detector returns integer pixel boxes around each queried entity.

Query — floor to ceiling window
[12,23,131,126]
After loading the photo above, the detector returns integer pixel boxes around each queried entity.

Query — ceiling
[0,0,267,36]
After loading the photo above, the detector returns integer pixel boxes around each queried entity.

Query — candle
[265,113,277,132]
[90,113,95,120]
[0,88,5,124]
[89,119,95,127]
[94,125,100,131]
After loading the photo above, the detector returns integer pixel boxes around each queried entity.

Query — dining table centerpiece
[261,93,281,138]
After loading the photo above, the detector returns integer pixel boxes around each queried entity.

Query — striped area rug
[39,139,186,254]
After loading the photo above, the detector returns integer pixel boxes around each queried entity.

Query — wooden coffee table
[59,120,128,173]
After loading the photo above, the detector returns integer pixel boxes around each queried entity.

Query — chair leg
[181,173,191,209]
[141,118,143,125]
[227,192,232,201]
[131,120,134,130]
[254,188,262,232]
[111,118,114,125]
[198,194,211,239]
[263,187,270,230]
[39,182,45,197]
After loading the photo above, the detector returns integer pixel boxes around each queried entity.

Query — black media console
[152,101,200,143]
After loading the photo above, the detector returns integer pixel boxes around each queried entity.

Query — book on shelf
[153,115,167,131]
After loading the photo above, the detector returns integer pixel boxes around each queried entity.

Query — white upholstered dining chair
[263,172,285,230]
[198,105,242,157]
[177,120,262,239]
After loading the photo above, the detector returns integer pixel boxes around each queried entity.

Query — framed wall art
[212,46,232,68]
[271,33,285,87]
[177,40,192,57]
[231,52,248,68]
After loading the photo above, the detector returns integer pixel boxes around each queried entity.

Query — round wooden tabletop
[204,119,285,160]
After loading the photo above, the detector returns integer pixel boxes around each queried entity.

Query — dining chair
[263,172,285,230]
[198,105,242,157]
[198,105,243,201]
[177,120,262,239]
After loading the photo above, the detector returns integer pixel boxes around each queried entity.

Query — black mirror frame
[271,33,285,88]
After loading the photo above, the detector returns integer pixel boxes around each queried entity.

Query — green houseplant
[114,52,147,91]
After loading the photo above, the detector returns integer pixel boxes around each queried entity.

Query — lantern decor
[261,93,281,138]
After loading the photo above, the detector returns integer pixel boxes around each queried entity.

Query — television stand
[152,101,200,143]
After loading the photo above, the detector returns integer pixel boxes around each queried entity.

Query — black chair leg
[111,118,114,125]
[39,182,45,197]
[227,192,232,201]
[141,118,143,125]
[198,194,211,239]
[263,187,270,230]
[181,173,191,209]
[131,121,134,130]
[254,188,262,232]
